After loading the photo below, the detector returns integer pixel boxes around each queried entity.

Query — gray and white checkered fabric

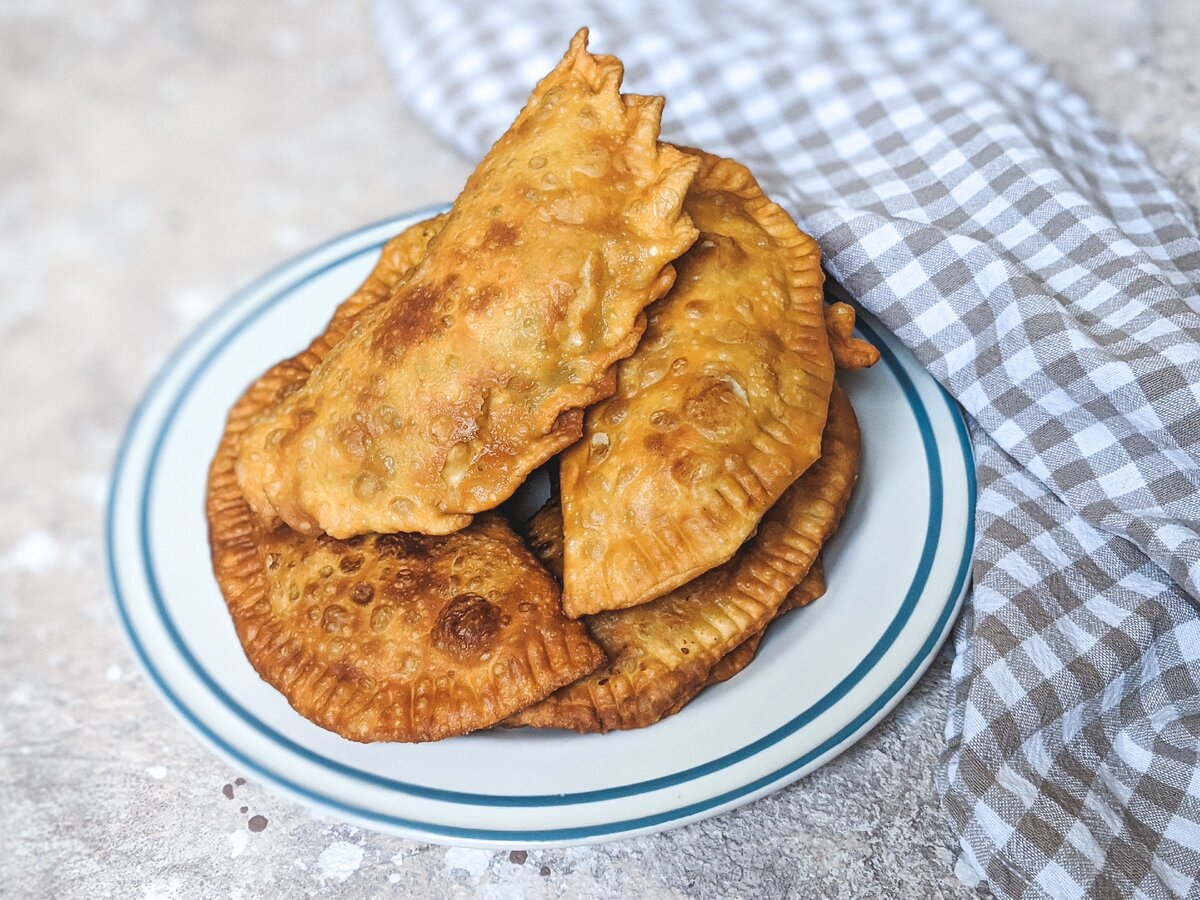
[374,0,1200,895]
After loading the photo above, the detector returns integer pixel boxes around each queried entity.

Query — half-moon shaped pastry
[207,226,603,743]
[510,386,860,732]
[236,29,699,538]
[559,149,834,617]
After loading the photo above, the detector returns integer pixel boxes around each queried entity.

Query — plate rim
[106,208,976,846]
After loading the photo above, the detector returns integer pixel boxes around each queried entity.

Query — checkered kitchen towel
[375,0,1200,895]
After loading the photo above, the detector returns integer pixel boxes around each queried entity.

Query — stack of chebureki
[207,29,879,742]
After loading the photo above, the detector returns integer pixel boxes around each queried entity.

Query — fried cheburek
[509,386,860,732]
[236,29,700,539]
[558,149,835,618]
[207,225,603,744]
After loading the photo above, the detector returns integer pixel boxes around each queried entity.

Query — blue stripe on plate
[107,213,975,841]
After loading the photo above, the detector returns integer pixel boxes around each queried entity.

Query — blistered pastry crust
[560,148,835,617]
[236,30,699,538]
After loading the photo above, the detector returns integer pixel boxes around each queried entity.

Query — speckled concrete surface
[2,2,1196,897]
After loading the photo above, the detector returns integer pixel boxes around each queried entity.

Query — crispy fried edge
[660,558,828,718]
[825,302,880,371]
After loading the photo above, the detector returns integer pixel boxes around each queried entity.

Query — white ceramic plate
[107,207,975,849]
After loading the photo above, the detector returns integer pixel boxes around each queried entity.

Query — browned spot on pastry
[350,583,374,605]
[463,285,500,314]
[643,433,668,455]
[683,378,742,440]
[329,659,362,682]
[375,533,420,558]
[337,420,373,458]
[482,221,519,249]
[551,407,584,439]
[373,282,442,356]
[433,593,502,659]
[339,553,365,574]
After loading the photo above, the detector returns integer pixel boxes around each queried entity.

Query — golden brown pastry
[697,632,763,690]
[327,215,446,328]
[559,149,834,617]
[209,390,604,743]
[525,472,831,624]
[825,302,880,371]
[510,387,860,732]
[702,555,828,687]
[257,216,445,403]
[523,492,567,580]
[522,502,827,722]
[236,29,700,539]
[780,554,827,615]
[698,556,828,687]
[660,558,827,717]
[207,225,603,743]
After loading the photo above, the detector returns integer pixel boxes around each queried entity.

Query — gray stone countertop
[2,2,1196,897]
